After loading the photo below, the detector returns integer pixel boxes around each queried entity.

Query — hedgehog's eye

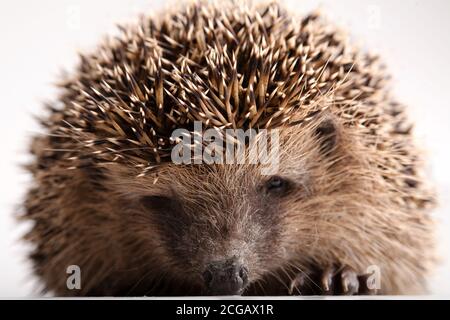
[264,176,290,194]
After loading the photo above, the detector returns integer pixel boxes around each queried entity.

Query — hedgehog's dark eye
[264,176,290,194]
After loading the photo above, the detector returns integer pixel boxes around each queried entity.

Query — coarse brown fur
[22,1,435,295]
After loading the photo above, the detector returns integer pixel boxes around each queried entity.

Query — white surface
[0,0,449,297]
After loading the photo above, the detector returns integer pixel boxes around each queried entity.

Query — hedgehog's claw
[289,265,377,296]
[320,265,335,293]
[340,266,359,295]
[288,273,307,295]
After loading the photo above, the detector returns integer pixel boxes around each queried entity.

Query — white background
[0,0,449,297]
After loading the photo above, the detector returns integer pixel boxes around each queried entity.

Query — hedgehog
[22,0,436,296]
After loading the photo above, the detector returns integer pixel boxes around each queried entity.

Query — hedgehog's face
[135,163,287,295]
[115,115,359,295]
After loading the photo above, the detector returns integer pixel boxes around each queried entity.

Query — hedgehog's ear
[315,118,339,155]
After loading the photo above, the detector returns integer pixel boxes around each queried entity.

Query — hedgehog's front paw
[288,265,377,296]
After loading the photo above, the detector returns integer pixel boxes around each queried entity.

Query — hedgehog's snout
[202,258,249,295]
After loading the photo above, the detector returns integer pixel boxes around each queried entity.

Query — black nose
[203,259,249,295]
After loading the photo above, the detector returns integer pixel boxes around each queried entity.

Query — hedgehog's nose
[203,259,249,295]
